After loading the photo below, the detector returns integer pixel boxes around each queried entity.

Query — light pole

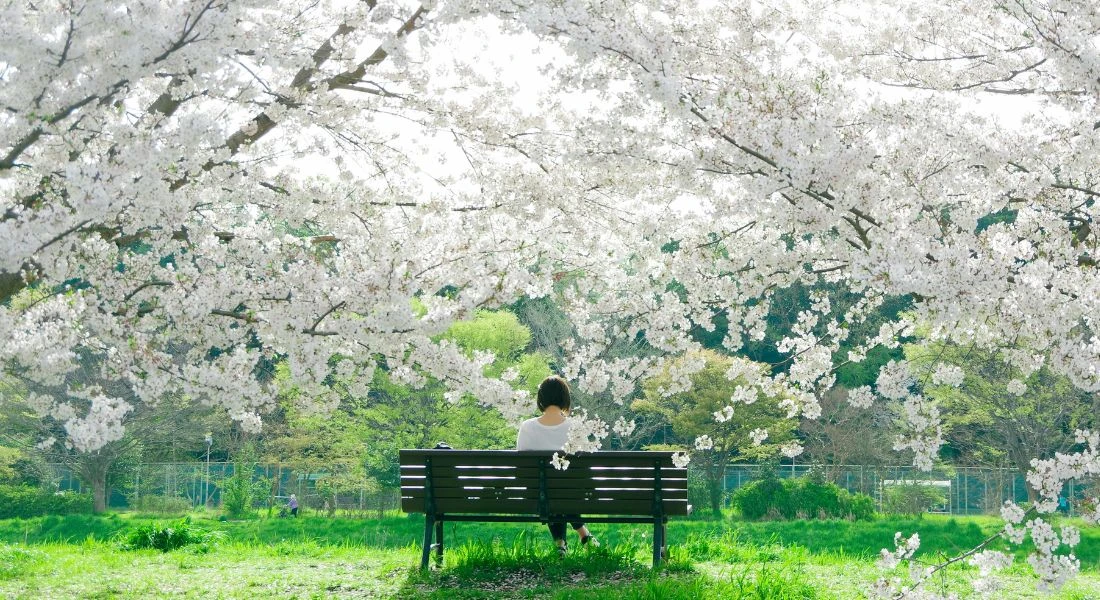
[204,433,212,508]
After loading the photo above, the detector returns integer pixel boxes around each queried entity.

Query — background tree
[636,350,795,515]
[0,358,225,511]
[799,387,896,483]
[262,308,552,505]
[906,341,1100,500]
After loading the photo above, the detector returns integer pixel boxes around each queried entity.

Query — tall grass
[0,511,1097,567]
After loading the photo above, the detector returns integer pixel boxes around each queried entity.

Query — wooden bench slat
[400,449,679,459]
[417,457,676,469]
[401,484,688,497]
[400,482,689,496]
[546,467,687,480]
[402,497,540,513]
[400,473,682,482]
[402,480,688,492]
[551,499,690,515]
[401,486,689,501]
[416,455,545,468]
[399,450,678,469]
[411,465,686,479]
[401,496,690,516]
[426,466,541,479]
[423,489,540,500]
[550,489,689,501]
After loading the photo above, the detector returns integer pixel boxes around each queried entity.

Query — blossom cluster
[930,364,965,388]
[892,394,944,471]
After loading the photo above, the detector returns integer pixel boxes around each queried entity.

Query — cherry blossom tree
[2,0,1098,593]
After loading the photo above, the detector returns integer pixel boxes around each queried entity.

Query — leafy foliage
[637,350,795,515]
[122,517,223,552]
[881,484,948,516]
[904,340,1098,491]
[730,475,875,521]
[0,485,93,519]
[222,444,268,518]
[130,495,193,515]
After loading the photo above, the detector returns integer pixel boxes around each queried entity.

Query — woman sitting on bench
[516,375,600,556]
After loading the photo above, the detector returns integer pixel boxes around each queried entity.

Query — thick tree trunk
[706,461,727,516]
[91,472,108,513]
[1008,447,1040,503]
[1020,468,1039,504]
[74,452,114,513]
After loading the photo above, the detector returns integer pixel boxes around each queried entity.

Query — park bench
[400,449,689,569]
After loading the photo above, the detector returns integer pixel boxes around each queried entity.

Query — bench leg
[435,519,444,564]
[420,514,435,569]
[652,519,663,568]
[660,521,667,561]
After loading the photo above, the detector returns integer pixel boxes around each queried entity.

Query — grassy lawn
[1,513,1098,598]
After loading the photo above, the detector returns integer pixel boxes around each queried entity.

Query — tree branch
[302,300,346,336]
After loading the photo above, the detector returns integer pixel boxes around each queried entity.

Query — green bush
[123,517,223,552]
[130,495,193,514]
[882,484,947,516]
[221,469,252,518]
[731,477,788,520]
[731,476,875,521]
[686,469,714,515]
[0,485,94,519]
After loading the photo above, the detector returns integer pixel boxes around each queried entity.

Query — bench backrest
[400,449,688,517]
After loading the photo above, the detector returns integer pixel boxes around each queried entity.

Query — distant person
[517,375,599,556]
[1058,495,1070,515]
[288,494,299,517]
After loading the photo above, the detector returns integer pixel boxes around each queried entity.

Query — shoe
[581,535,600,548]
[556,541,568,558]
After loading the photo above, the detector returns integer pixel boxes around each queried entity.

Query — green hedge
[0,485,94,519]
[881,484,947,515]
[731,476,875,521]
[130,495,193,515]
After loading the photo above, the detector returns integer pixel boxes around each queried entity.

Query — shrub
[731,477,788,520]
[221,469,252,518]
[222,443,270,517]
[882,484,947,516]
[123,517,223,552]
[0,485,94,519]
[731,476,875,521]
[131,495,193,515]
[686,469,715,516]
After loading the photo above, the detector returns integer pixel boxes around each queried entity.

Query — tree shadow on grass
[392,538,694,599]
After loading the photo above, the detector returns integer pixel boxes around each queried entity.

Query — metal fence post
[964,472,969,515]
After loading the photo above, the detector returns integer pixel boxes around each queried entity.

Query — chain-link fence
[723,464,1093,515]
[48,462,399,516]
[48,461,1093,517]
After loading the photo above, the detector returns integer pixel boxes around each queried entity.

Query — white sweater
[516,417,573,451]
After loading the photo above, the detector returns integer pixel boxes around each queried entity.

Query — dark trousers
[548,515,585,540]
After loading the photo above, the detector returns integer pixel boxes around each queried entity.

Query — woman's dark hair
[537,375,572,412]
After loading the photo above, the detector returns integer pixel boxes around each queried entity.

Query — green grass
[1,511,1085,557]
[0,512,1099,598]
